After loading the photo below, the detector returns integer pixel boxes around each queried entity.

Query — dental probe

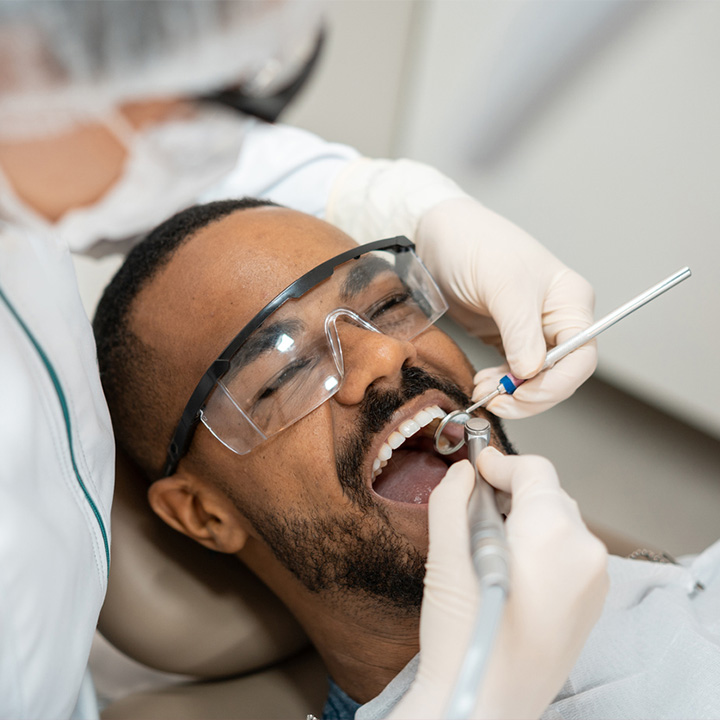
[435,266,692,455]
[445,418,509,720]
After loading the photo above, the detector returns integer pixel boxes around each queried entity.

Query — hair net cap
[0,0,324,139]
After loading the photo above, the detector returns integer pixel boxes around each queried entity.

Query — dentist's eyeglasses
[162,237,448,476]
[199,28,325,123]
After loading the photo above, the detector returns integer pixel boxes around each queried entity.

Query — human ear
[148,473,249,554]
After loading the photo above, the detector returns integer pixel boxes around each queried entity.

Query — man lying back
[93,197,517,701]
[93,199,719,719]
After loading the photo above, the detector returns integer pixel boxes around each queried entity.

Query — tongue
[373,449,448,504]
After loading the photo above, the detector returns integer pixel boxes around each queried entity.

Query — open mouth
[370,400,469,506]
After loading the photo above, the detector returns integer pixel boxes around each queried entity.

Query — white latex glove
[416,197,596,418]
[326,158,597,419]
[391,452,608,720]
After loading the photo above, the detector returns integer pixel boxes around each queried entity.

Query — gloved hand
[416,197,596,418]
[326,158,597,418]
[391,452,608,720]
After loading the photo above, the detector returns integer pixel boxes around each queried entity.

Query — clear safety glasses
[162,237,448,476]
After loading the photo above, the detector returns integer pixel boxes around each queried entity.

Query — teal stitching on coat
[0,285,110,576]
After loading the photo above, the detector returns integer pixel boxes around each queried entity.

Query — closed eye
[252,356,315,407]
[366,291,412,321]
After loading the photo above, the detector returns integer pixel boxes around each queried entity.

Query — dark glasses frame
[163,236,415,476]
[199,28,326,123]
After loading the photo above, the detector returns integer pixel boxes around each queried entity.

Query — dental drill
[435,266,692,455]
[444,418,510,720]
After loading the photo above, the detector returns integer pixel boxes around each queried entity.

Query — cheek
[229,409,353,513]
[414,328,475,391]
[381,504,430,556]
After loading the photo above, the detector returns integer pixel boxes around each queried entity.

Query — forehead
[133,206,357,376]
[177,206,358,301]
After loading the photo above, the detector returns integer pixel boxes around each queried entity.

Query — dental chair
[96,453,328,719]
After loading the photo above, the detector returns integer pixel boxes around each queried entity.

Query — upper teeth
[372,405,447,479]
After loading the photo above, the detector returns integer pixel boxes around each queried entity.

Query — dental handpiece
[464,418,510,589]
[444,418,509,720]
[435,266,692,455]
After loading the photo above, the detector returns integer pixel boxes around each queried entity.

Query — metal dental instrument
[464,418,510,587]
[445,418,510,720]
[435,266,692,455]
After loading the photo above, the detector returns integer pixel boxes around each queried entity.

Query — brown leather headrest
[98,452,309,677]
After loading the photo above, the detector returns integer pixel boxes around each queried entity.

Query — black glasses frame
[199,28,325,123]
[162,236,415,476]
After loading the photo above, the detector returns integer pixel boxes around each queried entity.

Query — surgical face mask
[163,238,449,476]
[0,104,247,251]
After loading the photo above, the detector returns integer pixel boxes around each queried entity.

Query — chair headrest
[98,452,308,677]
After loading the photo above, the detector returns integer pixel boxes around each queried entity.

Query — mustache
[357,365,472,439]
[336,366,516,508]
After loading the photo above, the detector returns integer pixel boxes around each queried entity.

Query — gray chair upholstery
[99,453,327,718]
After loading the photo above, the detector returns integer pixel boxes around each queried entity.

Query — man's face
[135,207,511,614]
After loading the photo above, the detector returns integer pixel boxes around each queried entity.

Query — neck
[301,596,420,704]
[0,122,126,223]
[241,543,420,705]
[0,98,186,223]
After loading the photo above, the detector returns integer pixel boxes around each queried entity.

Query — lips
[368,398,468,505]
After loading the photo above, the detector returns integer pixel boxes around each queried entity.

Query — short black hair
[93,198,278,479]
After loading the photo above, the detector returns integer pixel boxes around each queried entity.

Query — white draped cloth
[356,542,720,720]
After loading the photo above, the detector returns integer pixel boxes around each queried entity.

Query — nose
[330,315,418,406]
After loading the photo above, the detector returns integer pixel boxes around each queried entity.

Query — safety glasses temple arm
[163,358,230,477]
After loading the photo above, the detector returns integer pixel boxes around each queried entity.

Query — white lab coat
[0,120,358,719]
[0,226,113,719]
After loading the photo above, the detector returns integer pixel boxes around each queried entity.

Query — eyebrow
[232,318,306,370]
[340,255,396,301]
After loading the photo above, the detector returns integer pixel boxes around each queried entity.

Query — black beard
[235,492,427,614]
[233,365,515,614]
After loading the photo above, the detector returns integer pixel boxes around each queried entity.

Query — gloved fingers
[405,451,606,720]
[486,285,547,380]
[477,451,604,579]
[478,449,585,523]
[426,460,473,565]
[444,301,502,345]
[538,269,596,347]
[472,362,518,415]
[485,267,594,382]
[472,363,510,398]
[478,450,596,558]
[485,341,597,419]
[395,461,481,719]
[424,461,479,618]
[477,448,561,497]
[494,487,512,517]
[470,267,596,418]
[472,450,607,720]
[471,328,596,420]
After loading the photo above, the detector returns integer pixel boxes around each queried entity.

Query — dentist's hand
[327,158,596,419]
[415,197,597,419]
[391,452,608,720]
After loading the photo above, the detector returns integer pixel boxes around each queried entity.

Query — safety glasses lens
[201,247,446,455]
